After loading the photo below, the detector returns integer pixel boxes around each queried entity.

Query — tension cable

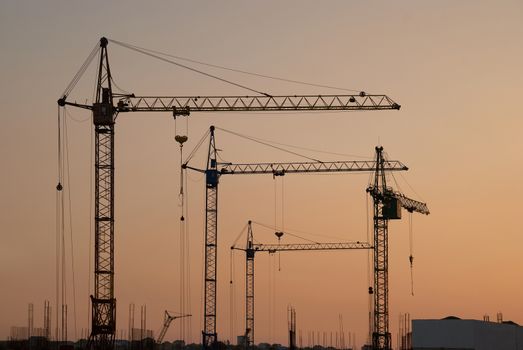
[409,211,414,296]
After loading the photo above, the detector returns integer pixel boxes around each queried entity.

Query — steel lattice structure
[89,38,116,350]
[245,224,255,349]
[218,160,407,175]
[252,241,373,252]
[203,129,219,346]
[58,37,402,350]
[115,94,400,113]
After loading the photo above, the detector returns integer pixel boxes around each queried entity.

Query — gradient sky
[1,1,523,348]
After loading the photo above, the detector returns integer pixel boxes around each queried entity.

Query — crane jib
[115,94,400,113]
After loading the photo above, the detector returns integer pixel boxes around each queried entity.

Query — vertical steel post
[369,146,391,350]
[245,221,255,349]
[89,37,116,350]
[203,126,219,348]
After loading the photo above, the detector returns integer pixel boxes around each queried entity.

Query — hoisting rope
[175,115,189,341]
[63,109,79,340]
[229,249,236,343]
[365,193,373,345]
[409,212,415,296]
[58,106,80,342]
[279,177,285,271]
[273,180,281,271]
[56,106,63,343]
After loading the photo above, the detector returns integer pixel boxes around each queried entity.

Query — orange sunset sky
[1,1,523,348]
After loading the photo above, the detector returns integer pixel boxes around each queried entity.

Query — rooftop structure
[412,316,523,350]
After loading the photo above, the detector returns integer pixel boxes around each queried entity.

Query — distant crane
[58,37,400,350]
[156,312,191,344]
[230,221,373,348]
[367,146,429,349]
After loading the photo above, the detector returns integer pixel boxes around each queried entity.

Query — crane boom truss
[252,241,372,252]
[216,160,407,175]
[115,94,400,113]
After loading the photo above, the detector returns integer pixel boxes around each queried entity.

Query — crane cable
[184,169,193,343]
[63,109,79,340]
[280,177,284,271]
[251,220,350,243]
[56,107,80,342]
[183,129,210,166]
[365,193,373,345]
[175,116,189,341]
[56,106,62,343]
[409,212,415,296]
[251,221,320,244]
[273,178,283,271]
[61,42,100,99]
[107,39,362,93]
[109,39,270,97]
[215,127,321,162]
[57,106,68,342]
[229,249,236,343]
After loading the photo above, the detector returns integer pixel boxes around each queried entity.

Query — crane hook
[175,135,188,145]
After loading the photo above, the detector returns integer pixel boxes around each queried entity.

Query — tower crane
[57,37,400,350]
[366,147,429,350]
[156,312,191,344]
[230,221,373,349]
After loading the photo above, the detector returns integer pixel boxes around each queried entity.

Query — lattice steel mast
[59,37,117,350]
[245,222,255,349]
[203,127,220,345]
[89,37,116,350]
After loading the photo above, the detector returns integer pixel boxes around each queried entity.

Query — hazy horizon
[1,1,523,348]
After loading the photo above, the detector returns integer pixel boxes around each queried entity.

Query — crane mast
[71,37,117,350]
[57,37,401,350]
[245,222,255,350]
